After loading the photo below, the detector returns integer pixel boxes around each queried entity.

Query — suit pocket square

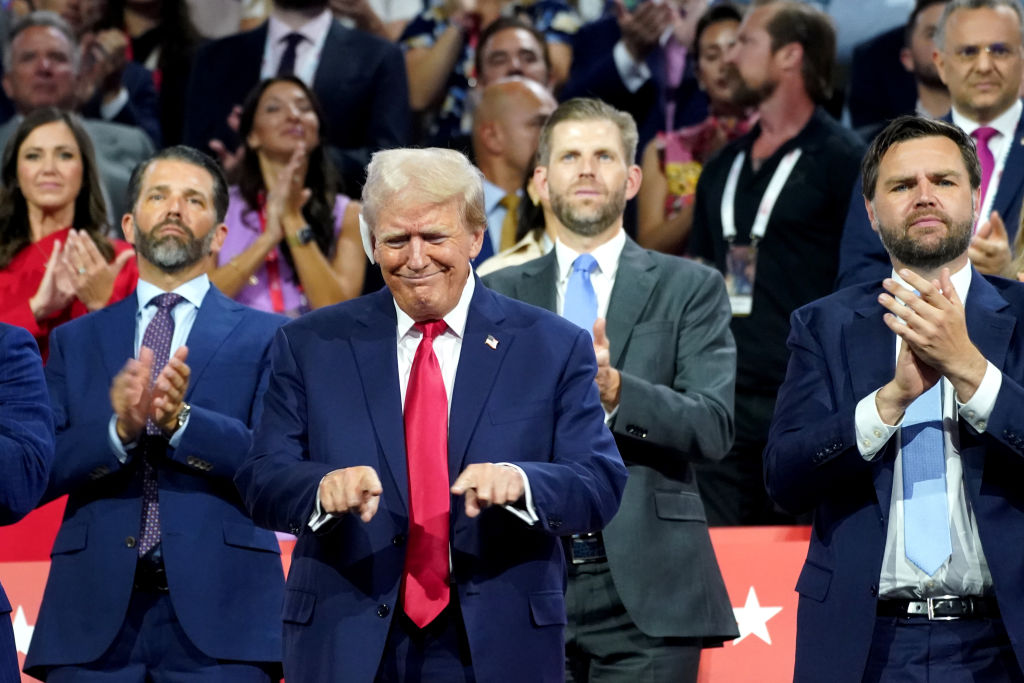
[529,590,567,627]
[282,588,316,625]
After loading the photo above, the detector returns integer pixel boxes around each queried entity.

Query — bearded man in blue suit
[766,116,1024,681]
[235,147,627,683]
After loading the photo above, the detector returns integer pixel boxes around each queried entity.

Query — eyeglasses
[952,43,1021,62]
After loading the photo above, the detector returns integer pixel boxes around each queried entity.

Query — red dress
[0,227,139,360]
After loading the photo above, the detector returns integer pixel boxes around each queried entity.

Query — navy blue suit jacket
[0,324,52,683]
[764,272,1024,682]
[560,16,708,161]
[836,107,1024,289]
[235,282,627,683]
[24,287,287,676]
[183,19,410,190]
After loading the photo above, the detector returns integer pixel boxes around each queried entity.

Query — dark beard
[132,218,215,274]
[725,65,776,108]
[876,211,973,271]
[550,185,626,237]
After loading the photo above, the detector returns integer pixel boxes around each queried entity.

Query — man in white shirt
[766,115,1024,682]
[485,97,738,682]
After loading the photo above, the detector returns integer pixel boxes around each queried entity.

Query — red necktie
[402,320,450,628]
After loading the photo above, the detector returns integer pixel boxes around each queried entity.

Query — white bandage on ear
[359,213,375,264]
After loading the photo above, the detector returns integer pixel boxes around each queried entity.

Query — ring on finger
[77,267,87,275]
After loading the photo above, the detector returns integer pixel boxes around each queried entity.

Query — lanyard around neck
[720,148,802,244]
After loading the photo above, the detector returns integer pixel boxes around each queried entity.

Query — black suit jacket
[484,239,739,642]
[183,19,410,189]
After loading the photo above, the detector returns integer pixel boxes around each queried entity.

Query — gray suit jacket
[0,116,155,231]
[484,237,740,643]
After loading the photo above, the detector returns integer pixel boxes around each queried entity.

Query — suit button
[392,534,405,546]
[125,536,137,548]
[549,516,562,529]
[290,526,301,535]
[870,584,878,596]
[377,604,390,618]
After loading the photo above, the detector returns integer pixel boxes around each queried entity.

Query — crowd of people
[0,0,1023,680]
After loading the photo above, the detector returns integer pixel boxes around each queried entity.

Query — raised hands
[111,346,191,444]
[62,230,134,311]
[29,239,75,321]
[875,268,988,422]
[593,318,621,411]
[264,142,312,241]
[969,211,1013,276]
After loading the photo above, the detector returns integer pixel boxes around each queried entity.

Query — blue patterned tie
[563,253,598,336]
[138,292,183,556]
[902,381,951,575]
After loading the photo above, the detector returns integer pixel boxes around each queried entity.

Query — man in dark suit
[183,0,410,192]
[234,146,627,683]
[485,97,737,682]
[560,0,711,161]
[837,0,1024,289]
[0,323,53,683]
[24,146,287,681]
[766,115,1024,682]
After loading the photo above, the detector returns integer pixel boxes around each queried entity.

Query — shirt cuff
[613,40,651,93]
[308,476,337,531]
[108,414,135,464]
[496,463,538,525]
[99,87,129,120]
[855,389,898,460]
[957,361,1001,433]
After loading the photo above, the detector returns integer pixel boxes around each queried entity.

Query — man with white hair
[236,147,627,683]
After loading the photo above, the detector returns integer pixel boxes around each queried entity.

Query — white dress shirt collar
[890,261,971,307]
[267,8,333,46]
[554,228,626,286]
[135,274,210,313]
[950,98,1022,141]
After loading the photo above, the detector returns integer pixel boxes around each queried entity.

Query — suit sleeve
[162,336,275,481]
[611,267,735,462]
[0,325,53,524]
[235,327,336,536]
[762,307,870,515]
[43,324,134,502]
[515,327,628,536]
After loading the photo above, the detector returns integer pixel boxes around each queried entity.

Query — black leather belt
[877,596,999,620]
[565,532,606,565]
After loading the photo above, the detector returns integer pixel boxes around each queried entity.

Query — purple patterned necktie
[138,292,184,557]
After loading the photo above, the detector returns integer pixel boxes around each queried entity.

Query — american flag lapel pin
[485,335,499,350]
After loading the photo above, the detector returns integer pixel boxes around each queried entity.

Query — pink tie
[401,320,450,628]
[972,126,998,219]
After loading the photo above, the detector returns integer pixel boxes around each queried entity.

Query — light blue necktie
[901,381,952,575]
[563,253,598,337]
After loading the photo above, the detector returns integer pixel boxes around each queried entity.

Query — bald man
[471,77,558,268]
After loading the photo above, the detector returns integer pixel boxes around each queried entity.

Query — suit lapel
[606,239,656,367]
[183,288,242,401]
[349,290,409,512]
[448,283,511,476]
[513,252,558,312]
[844,289,899,515]
[98,293,140,380]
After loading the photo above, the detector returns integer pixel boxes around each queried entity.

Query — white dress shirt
[261,9,333,85]
[107,275,211,461]
[854,265,998,598]
[950,99,1023,226]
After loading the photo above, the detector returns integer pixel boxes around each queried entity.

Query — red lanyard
[257,193,286,313]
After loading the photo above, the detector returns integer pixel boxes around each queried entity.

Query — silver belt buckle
[926,595,961,621]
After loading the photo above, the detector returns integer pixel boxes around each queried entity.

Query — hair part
[361,148,486,239]
[4,11,80,74]
[536,97,639,166]
[861,115,982,201]
[126,145,230,222]
[762,1,836,104]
